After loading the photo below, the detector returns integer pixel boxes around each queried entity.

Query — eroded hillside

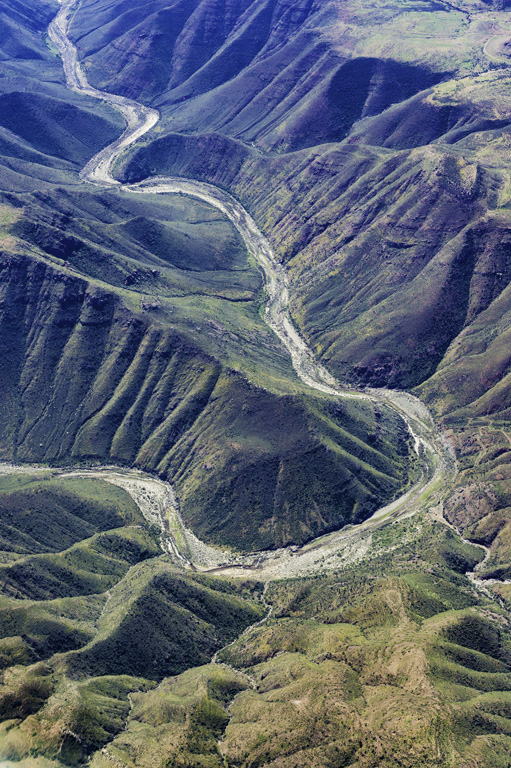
[79,0,511,557]
[3,0,511,765]
[0,0,418,552]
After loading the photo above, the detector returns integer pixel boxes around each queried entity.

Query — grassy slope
[0,0,415,552]
[46,513,511,768]
[0,470,265,766]
[1,476,509,768]
[91,0,511,399]
[0,474,142,555]
[5,1,511,764]
[0,138,414,551]
[97,0,511,565]
[0,565,264,765]
[0,0,124,191]
[0,473,264,767]
[119,131,499,388]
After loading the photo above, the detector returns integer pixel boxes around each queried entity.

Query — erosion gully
[8,0,481,592]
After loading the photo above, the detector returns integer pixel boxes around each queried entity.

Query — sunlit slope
[0,0,416,551]
[0,190,411,550]
[0,472,264,766]
[118,99,511,393]
[1,478,509,768]
[90,0,511,567]
[12,512,507,768]
[0,0,510,765]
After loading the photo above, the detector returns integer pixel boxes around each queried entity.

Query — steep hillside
[86,0,511,402]
[6,508,510,768]
[0,240,411,550]
[0,473,142,556]
[0,0,55,61]
[0,471,265,766]
[69,0,455,151]
[0,0,416,552]
[0,0,123,191]
[119,130,504,390]
[0,92,122,168]
[4,0,509,561]
[78,0,511,562]
[62,0,511,620]
[4,1,511,766]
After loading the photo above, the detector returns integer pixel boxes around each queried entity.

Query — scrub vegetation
[0,0,415,551]
[2,0,511,764]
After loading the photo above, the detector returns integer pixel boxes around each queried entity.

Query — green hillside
[0,470,265,766]
[0,474,141,555]
[3,0,511,765]
[93,0,511,407]
[0,0,417,552]
[0,241,411,550]
[3,500,509,768]
[0,0,123,190]
[98,0,511,566]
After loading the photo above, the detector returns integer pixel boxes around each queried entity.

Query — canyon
[2,0,511,765]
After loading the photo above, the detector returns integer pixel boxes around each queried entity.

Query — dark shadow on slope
[286,58,449,151]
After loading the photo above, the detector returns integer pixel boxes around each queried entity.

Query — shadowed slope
[0,0,123,190]
[0,244,411,550]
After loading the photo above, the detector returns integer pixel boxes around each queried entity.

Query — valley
[3,0,511,765]
[9,0,451,580]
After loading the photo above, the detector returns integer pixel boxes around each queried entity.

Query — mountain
[0,199,412,550]
[93,0,511,571]
[2,472,510,768]
[0,0,416,552]
[2,0,511,765]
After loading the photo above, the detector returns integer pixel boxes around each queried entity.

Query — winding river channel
[33,0,466,581]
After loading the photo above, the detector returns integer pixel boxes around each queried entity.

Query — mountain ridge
[3,0,511,765]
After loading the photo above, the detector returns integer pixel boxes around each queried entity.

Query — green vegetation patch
[65,562,265,681]
[0,474,143,555]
